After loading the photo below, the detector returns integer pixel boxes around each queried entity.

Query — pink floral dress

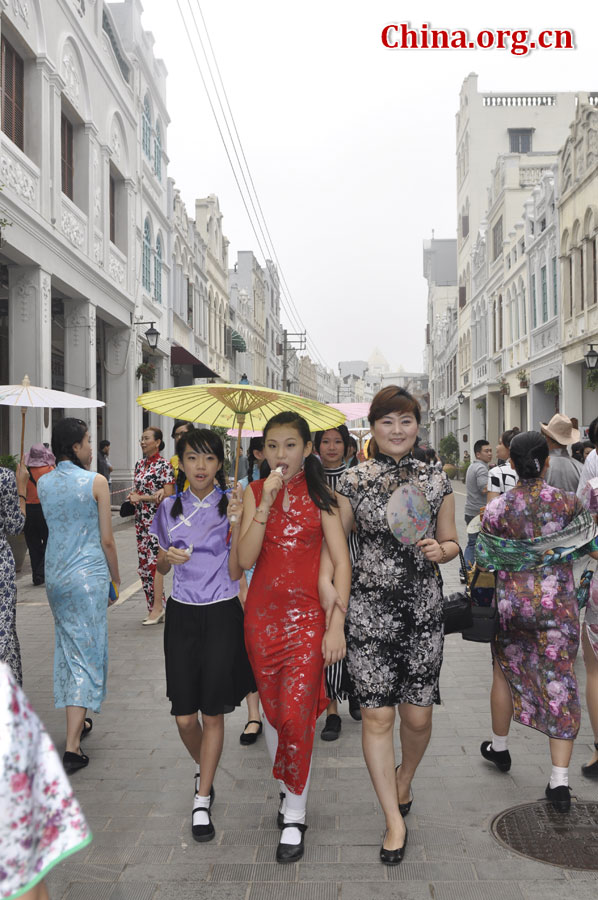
[0,663,91,898]
[482,478,582,740]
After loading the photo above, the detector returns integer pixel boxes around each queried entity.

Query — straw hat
[540,414,580,446]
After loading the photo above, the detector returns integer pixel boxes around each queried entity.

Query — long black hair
[263,411,337,513]
[51,418,88,469]
[247,436,264,483]
[509,431,549,480]
[313,424,350,456]
[171,428,228,518]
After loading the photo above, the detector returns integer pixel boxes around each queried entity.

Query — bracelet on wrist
[439,542,447,563]
[19,494,26,501]
[253,516,267,525]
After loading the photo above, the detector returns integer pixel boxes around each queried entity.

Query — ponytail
[170,467,187,519]
[215,466,229,517]
[247,436,264,484]
[304,453,337,513]
[51,418,88,469]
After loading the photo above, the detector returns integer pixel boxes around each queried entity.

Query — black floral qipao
[337,453,452,708]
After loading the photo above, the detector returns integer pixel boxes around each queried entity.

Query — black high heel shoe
[581,742,598,778]
[380,825,408,865]
[395,764,414,816]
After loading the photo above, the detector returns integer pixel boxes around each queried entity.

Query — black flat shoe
[395,765,414,816]
[480,740,512,773]
[277,791,285,828]
[581,742,598,778]
[545,783,572,813]
[380,826,408,865]
[192,806,215,842]
[320,713,341,741]
[240,720,263,745]
[62,750,89,775]
[276,823,307,863]
[348,696,362,721]
[80,717,92,740]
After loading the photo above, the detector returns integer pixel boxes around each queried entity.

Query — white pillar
[63,299,98,466]
[8,265,52,452]
[105,325,137,489]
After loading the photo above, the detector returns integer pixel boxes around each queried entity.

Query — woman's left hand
[416,538,444,562]
[227,483,243,526]
[322,625,346,667]
[15,460,29,495]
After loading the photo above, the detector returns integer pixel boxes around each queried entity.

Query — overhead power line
[175,0,331,371]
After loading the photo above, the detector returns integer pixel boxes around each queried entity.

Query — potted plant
[586,370,598,391]
[544,377,560,413]
[497,376,509,396]
[136,362,157,383]
[0,453,27,572]
[516,369,529,388]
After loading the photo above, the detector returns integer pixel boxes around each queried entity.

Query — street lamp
[430,411,436,424]
[457,391,465,405]
[584,344,598,370]
[135,321,160,350]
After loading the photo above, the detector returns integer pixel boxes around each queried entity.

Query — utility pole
[281,330,306,392]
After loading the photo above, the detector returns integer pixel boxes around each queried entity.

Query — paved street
[14,487,598,900]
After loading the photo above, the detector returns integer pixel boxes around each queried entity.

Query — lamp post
[584,344,598,370]
[457,391,465,405]
[135,321,160,350]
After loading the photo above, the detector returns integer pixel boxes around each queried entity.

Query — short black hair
[473,439,490,455]
[314,425,350,455]
[99,440,110,451]
[171,420,194,439]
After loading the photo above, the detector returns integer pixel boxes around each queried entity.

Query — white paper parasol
[0,375,105,458]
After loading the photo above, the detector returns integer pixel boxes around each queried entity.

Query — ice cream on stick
[275,466,284,475]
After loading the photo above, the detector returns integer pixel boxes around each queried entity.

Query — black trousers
[24,504,48,583]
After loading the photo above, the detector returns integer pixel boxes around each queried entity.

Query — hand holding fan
[386,483,431,545]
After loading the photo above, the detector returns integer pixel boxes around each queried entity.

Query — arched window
[154,235,162,303]
[154,120,161,180]
[142,218,151,291]
[142,95,151,159]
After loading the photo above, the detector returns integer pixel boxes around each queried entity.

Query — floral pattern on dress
[0,468,25,685]
[0,663,91,899]
[337,454,452,708]
[133,454,175,610]
[482,478,583,739]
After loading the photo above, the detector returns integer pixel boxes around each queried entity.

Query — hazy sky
[138,0,598,375]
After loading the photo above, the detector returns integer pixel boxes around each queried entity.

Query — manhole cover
[491,800,598,870]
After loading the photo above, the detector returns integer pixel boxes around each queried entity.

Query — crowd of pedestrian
[3,394,598,893]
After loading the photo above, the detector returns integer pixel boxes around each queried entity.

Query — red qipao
[245,471,329,795]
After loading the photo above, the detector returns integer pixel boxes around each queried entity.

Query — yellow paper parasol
[136,383,346,483]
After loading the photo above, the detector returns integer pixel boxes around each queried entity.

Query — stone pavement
[13,486,598,900]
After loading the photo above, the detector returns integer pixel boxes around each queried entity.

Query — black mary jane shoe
[80,717,93,740]
[62,750,89,775]
[276,823,307,863]
[395,765,414,817]
[545,783,572,813]
[480,740,512,773]
[240,720,263,746]
[581,742,598,779]
[277,791,286,828]
[348,696,362,722]
[192,806,215,842]
[380,826,408,866]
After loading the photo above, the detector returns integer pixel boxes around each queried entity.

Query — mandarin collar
[287,469,306,488]
[375,451,414,469]
[143,452,161,465]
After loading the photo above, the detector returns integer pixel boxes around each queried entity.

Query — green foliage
[0,453,18,471]
[136,362,156,383]
[586,369,598,391]
[438,433,459,465]
[459,459,471,480]
[544,378,560,395]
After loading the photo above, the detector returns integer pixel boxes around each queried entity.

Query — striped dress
[322,463,358,701]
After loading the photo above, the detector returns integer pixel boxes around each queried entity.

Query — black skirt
[164,596,256,716]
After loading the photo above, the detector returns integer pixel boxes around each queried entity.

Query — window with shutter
[1,37,25,150]
[61,114,74,200]
[109,174,116,244]
[142,219,151,291]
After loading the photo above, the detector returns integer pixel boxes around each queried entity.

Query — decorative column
[63,299,98,463]
[48,73,65,230]
[8,266,52,451]
[105,325,137,489]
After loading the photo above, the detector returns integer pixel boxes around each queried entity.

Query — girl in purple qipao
[151,429,255,845]
[478,431,598,813]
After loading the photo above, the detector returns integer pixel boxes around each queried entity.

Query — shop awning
[170,345,220,380]
[231,329,247,352]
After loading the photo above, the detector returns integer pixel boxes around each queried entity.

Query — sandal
[240,720,263,746]
[81,718,93,740]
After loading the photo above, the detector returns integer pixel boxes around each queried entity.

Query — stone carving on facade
[0,154,37,205]
[73,0,85,16]
[65,310,87,348]
[62,210,85,248]
[12,0,29,27]
[93,235,103,264]
[109,252,125,285]
[111,128,122,165]
[41,275,51,326]
[13,272,35,324]
[62,50,81,111]
[89,305,96,349]
[587,128,598,168]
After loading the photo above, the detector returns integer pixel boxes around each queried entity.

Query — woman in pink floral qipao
[0,662,91,900]
[478,431,598,813]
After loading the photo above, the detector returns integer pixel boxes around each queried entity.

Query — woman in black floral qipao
[335,387,458,865]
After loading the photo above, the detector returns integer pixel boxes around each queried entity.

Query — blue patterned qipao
[38,461,109,712]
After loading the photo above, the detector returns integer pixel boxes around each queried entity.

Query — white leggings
[263,711,311,821]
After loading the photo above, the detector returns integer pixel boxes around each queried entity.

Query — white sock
[262,713,279,765]
[549,765,568,789]
[192,792,210,826]
[280,761,312,846]
[491,732,508,752]
[194,763,201,794]
[278,779,286,817]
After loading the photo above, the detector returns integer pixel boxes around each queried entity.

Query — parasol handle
[20,407,26,461]
[232,414,245,489]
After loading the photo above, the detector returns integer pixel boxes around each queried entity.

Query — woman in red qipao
[237,411,351,864]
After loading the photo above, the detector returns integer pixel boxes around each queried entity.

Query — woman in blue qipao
[38,419,120,776]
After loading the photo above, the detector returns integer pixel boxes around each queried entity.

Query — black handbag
[119,500,135,517]
[442,547,473,635]
[461,567,498,643]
